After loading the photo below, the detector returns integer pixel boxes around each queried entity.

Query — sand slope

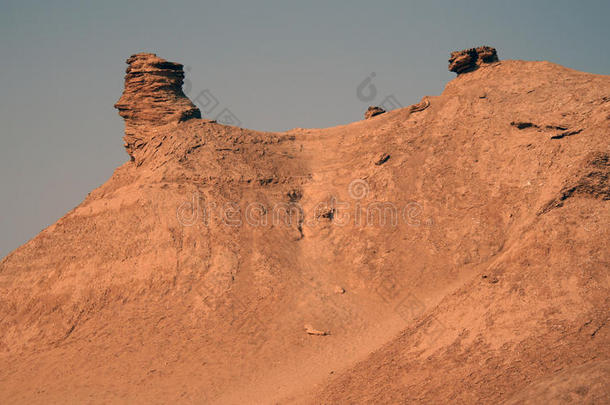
[0,56,608,404]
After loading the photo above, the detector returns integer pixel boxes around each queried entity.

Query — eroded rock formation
[364,106,386,119]
[114,53,201,160]
[449,46,499,74]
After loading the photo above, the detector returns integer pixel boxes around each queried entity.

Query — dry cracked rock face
[114,53,201,161]
[448,46,499,74]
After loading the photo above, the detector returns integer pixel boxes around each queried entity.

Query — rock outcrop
[448,46,499,74]
[364,106,386,119]
[114,53,201,160]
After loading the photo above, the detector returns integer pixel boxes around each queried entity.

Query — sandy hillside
[0,48,608,404]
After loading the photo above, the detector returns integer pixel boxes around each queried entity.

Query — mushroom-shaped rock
[364,106,386,119]
[114,53,201,161]
[448,46,499,74]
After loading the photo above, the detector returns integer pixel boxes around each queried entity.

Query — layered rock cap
[114,53,201,160]
[364,106,386,119]
[448,46,499,74]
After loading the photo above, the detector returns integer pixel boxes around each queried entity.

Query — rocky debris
[364,106,386,119]
[364,99,428,121]
[545,124,568,131]
[449,46,499,74]
[114,53,201,161]
[375,153,390,166]
[305,324,330,336]
[287,189,303,202]
[316,207,335,221]
[511,121,538,129]
[551,128,583,139]
[510,121,584,139]
[482,274,500,284]
[408,97,430,113]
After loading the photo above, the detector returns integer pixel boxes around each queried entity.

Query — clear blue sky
[1,0,609,258]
